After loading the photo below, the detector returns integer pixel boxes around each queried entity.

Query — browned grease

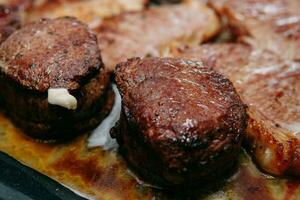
[0,112,300,200]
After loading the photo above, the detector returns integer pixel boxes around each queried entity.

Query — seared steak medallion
[0,17,113,140]
[114,57,247,187]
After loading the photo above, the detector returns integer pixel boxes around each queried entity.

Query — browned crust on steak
[0,17,103,92]
[114,57,247,186]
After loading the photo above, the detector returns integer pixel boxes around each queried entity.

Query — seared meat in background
[97,0,221,72]
[209,0,300,61]
[24,0,149,29]
[151,0,181,4]
[0,5,20,44]
[0,0,30,7]
[171,43,300,176]
[114,57,247,187]
[0,17,113,140]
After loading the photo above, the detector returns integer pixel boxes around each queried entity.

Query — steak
[209,0,300,61]
[171,43,300,176]
[0,17,113,140]
[96,1,221,72]
[113,57,247,187]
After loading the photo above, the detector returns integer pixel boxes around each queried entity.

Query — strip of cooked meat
[171,43,300,176]
[96,1,221,72]
[24,0,149,29]
[209,0,300,61]
[113,57,247,187]
[0,17,113,140]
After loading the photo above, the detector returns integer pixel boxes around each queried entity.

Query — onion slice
[87,84,121,150]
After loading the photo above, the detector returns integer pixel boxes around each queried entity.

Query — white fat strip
[47,88,77,110]
[280,122,300,135]
[276,16,300,26]
[262,148,273,166]
[87,84,121,150]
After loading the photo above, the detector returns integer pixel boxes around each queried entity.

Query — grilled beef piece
[0,17,113,140]
[97,1,221,72]
[172,43,300,176]
[208,0,300,61]
[114,57,247,187]
[0,5,20,44]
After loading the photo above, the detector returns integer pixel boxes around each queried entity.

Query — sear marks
[0,17,113,140]
[114,57,247,187]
